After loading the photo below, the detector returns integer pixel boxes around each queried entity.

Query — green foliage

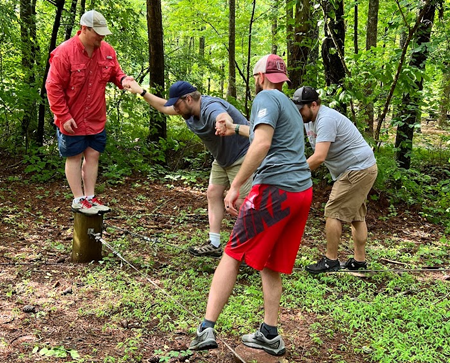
[32,345,80,359]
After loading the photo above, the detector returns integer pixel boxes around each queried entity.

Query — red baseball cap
[253,54,291,85]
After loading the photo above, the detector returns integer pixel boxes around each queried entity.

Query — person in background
[188,54,312,356]
[292,86,377,273]
[46,10,134,215]
[125,80,252,258]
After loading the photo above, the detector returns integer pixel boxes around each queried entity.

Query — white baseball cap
[80,10,112,36]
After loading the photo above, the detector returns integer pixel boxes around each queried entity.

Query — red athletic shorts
[225,184,312,274]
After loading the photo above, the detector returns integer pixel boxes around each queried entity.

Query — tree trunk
[438,67,450,128]
[20,0,38,148]
[321,0,346,111]
[146,0,167,143]
[64,0,78,41]
[364,0,379,135]
[37,0,64,147]
[354,3,358,54]
[271,8,278,55]
[244,0,256,119]
[288,0,311,90]
[227,0,236,99]
[395,1,436,169]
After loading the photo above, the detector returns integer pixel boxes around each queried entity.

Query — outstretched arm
[126,80,178,116]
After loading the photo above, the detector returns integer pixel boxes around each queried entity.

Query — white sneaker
[71,198,99,215]
[89,196,111,212]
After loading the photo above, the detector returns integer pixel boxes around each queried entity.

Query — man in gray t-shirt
[126,80,252,257]
[293,86,378,274]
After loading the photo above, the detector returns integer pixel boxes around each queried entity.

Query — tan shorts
[325,164,378,223]
[209,156,252,198]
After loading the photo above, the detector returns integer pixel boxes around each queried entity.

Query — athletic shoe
[71,198,99,215]
[242,325,286,356]
[189,325,218,351]
[188,242,223,258]
[341,258,367,270]
[89,196,111,212]
[305,256,340,274]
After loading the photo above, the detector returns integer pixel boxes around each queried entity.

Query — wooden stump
[71,212,104,263]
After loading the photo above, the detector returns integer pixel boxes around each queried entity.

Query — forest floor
[0,125,448,362]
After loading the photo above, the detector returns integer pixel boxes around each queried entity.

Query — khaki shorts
[209,156,252,198]
[325,164,378,223]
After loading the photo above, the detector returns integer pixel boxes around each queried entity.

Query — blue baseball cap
[164,81,197,107]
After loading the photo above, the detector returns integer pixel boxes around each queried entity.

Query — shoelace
[81,199,94,209]
[90,197,103,205]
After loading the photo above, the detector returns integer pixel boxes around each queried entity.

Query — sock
[200,319,215,331]
[86,195,95,201]
[209,232,221,248]
[74,197,84,203]
[261,322,278,339]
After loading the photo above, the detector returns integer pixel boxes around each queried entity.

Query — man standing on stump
[46,10,133,215]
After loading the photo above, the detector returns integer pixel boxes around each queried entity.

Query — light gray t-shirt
[250,90,312,192]
[185,95,249,167]
[304,105,376,180]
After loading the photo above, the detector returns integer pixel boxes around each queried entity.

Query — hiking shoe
[305,256,340,274]
[242,325,286,356]
[89,196,111,212]
[188,242,223,258]
[341,258,367,270]
[189,325,218,351]
[71,198,99,215]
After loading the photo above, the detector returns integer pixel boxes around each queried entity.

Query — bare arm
[307,141,331,171]
[224,123,273,215]
[126,80,178,116]
[215,113,250,137]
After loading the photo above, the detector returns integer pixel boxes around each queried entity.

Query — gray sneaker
[189,325,218,351]
[188,242,222,258]
[242,326,286,356]
[71,198,99,215]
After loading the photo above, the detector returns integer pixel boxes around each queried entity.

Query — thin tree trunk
[37,0,65,147]
[395,1,436,169]
[354,3,358,54]
[244,0,256,119]
[364,0,379,135]
[147,0,166,143]
[64,0,78,41]
[227,0,236,99]
[438,68,450,128]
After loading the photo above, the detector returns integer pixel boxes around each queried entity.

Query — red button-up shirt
[46,31,126,135]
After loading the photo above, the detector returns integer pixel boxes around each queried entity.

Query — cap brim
[265,73,291,85]
[294,103,305,110]
[93,26,112,36]
[164,97,179,107]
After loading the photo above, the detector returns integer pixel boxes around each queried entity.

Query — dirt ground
[0,150,446,363]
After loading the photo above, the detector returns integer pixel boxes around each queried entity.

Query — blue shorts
[57,129,107,157]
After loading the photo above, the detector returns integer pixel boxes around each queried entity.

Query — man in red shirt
[46,10,133,215]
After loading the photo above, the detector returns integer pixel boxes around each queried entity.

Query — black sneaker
[189,324,218,351]
[241,325,286,356]
[188,242,223,258]
[341,258,367,270]
[305,256,340,274]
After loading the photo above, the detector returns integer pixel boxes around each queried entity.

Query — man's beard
[255,80,263,94]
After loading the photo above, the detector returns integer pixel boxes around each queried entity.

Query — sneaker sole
[305,266,340,274]
[242,341,285,356]
[187,248,222,258]
[189,340,218,350]
[71,208,99,216]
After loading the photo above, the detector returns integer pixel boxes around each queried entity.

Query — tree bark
[147,0,167,143]
[64,0,78,41]
[438,66,450,128]
[37,0,64,147]
[288,0,311,90]
[227,0,236,99]
[364,0,379,135]
[20,0,38,147]
[395,1,436,169]
[321,0,346,112]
